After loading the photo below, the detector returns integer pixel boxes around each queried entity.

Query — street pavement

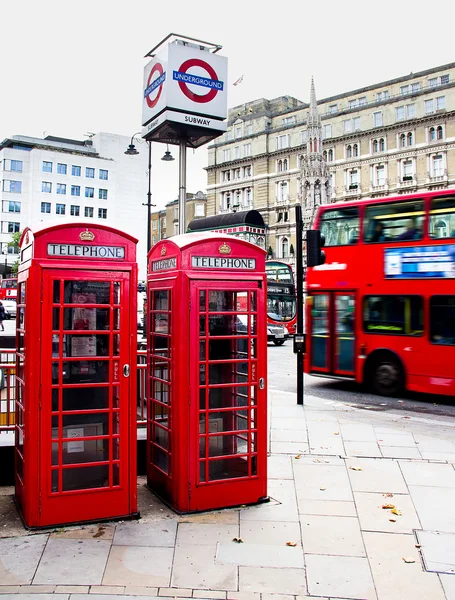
[0,347,455,598]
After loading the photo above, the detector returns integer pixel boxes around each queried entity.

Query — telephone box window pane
[52,415,59,429]
[113,282,120,304]
[114,308,120,330]
[152,360,169,382]
[153,290,169,310]
[64,281,111,304]
[153,313,168,334]
[200,388,206,409]
[52,389,59,411]
[62,387,109,411]
[19,308,25,329]
[17,332,25,352]
[53,280,61,303]
[113,438,120,459]
[52,362,60,385]
[53,309,60,330]
[64,334,110,357]
[250,291,257,312]
[199,290,206,312]
[52,443,59,465]
[152,380,169,404]
[208,410,249,432]
[113,463,120,486]
[62,413,108,433]
[200,340,206,360]
[153,424,169,450]
[62,361,109,383]
[209,338,248,360]
[152,402,169,428]
[199,316,206,334]
[208,387,249,410]
[207,434,248,457]
[62,465,109,491]
[52,334,60,358]
[152,446,169,474]
[63,308,110,331]
[200,363,206,385]
[152,335,169,354]
[208,363,249,384]
[20,282,26,304]
[62,438,109,465]
[200,461,207,482]
[52,470,58,492]
[208,457,248,481]
[112,410,120,432]
[209,291,240,312]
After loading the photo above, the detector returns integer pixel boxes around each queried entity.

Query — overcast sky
[2,0,454,210]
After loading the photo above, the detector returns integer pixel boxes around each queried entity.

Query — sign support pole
[295,205,304,406]
[178,139,187,235]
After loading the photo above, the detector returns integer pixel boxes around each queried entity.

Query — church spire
[309,76,318,118]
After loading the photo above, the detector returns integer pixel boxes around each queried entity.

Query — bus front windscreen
[267,295,296,322]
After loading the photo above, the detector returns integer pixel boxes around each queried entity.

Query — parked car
[2,300,17,319]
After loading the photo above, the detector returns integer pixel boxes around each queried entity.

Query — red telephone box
[146,233,268,512]
[15,223,138,528]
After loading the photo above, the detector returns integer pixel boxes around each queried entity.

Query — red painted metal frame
[15,223,138,528]
[146,233,268,513]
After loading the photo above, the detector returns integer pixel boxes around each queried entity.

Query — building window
[396,106,405,121]
[245,123,253,136]
[328,149,334,162]
[71,185,80,196]
[399,132,414,148]
[283,116,296,125]
[346,144,352,158]
[223,149,230,162]
[243,165,252,177]
[429,125,444,142]
[221,191,231,211]
[243,143,251,157]
[328,104,338,114]
[353,117,360,130]
[86,167,95,178]
[42,181,52,193]
[8,201,20,213]
[353,143,359,157]
[440,74,450,85]
[301,131,308,144]
[373,112,382,127]
[85,187,94,198]
[98,208,107,219]
[402,159,414,179]
[343,120,352,133]
[56,204,66,215]
[432,155,444,177]
[8,222,20,233]
[72,165,81,176]
[280,237,289,258]
[152,220,157,230]
[42,161,52,173]
[276,181,289,201]
[234,147,240,159]
[195,203,204,217]
[70,205,80,216]
[174,207,179,220]
[348,169,359,187]
[377,90,389,101]
[425,99,434,114]
[429,77,438,88]
[323,124,332,139]
[85,207,94,218]
[5,160,23,172]
[407,103,416,118]
[3,180,22,193]
[235,125,242,139]
[245,188,252,207]
[436,96,446,110]
[174,223,179,235]
[99,189,108,200]
[57,163,67,175]
[276,135,290,150]
[41,202,51,213]
[56,183,66,195]
[375,165,385,186]
[99,169,108,180]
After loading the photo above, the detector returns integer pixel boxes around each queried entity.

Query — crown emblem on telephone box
[219,243,231,255]
[79,229,95,242]
[161,246,167,256]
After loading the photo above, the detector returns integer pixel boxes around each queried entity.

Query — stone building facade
[150,191,207,244]
[205,62,455,265]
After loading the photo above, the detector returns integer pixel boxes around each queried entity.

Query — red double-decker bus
[304,190,455,397]
[265,261,297,336]
[0,277,17,300]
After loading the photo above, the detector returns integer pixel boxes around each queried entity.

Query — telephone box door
[189,280,267,510]
[40,270,132,525]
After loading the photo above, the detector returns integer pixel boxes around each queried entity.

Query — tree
[267,246,273,258]
[289,243,295,255]
[7,231,21,275]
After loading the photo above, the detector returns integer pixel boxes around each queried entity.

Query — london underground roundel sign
[144,62,166,109]
[173,58,223,104]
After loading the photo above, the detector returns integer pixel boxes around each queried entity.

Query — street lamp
[161,144,175,162]
[124,133,155,253]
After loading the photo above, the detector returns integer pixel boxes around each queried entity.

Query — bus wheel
[370,356,404,397]
[273,340,286,346]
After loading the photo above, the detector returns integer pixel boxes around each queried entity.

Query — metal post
[295,205,304,405]
[178,139,187,235]
[146,140,152,252]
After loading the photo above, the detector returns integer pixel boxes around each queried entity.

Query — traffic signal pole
[295,205,304,406]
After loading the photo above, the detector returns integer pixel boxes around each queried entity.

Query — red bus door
[309,292,356,377]
[189,280,267,511]
[40,270,132,525]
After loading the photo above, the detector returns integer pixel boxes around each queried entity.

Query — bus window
[429,196,455,239]
[363,295,423,336]
[319,207,359,246]
[267,295,296,322]
[364,200,424,242]
[430,296,455,345]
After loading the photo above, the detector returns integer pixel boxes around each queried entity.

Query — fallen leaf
[349,466,362,471]
[320,487,326,491]
[384,493,394,498]
[402,557,416,563]
[286,541,297,547]
[232,537,244,543]
[294,454,301,459]
[333,432,340,435]
[382,504,396,509]
[391,508,402,516]
[389,518,396,522]
[415,544,422,548]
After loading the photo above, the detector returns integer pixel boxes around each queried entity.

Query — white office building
[0,132,149,278]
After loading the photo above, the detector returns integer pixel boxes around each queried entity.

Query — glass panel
[62,413,109,433]
[53,280,61,303]
[364,200,424,242]
[208,363,248,384]
[208,457,249,481]
[20,282,26,304]
[114,309,120,329]
[112,411,120,433]
[152,424,169,450]
[62,465,109,491]
[61,360,109,383]
[53,308,60,330]
[52,334,60,358]
[63,308,110,330]
[429,196,455,239]
[206,409,250,432]
[113,438,120,459]
[206,433,249,457]
[17,332,24,352]
[62,387,109,411]
[250,291,257,312]
[311,295,329,369]
[208,386,249,409]
[199,316,206,335]
[64,334,110,357]
[199,290,206,312]
[113,334,120,356]
[52,442,59,465]
[430,295,455,345]
[200,388,206,409]
[152,335,170,354]
[319,207,360,246]
[113,386,120,409]
[52,469,58,492]
[153,290,169,310]
[113,282,120,304]
[208,315,251,336]
[62,438,109,465]
[152,380,169,404]
[209,291,242,312]
[152,402,169,428]
[113,463,120,486]
[52,389,59,411]
[199,461,207,482]
[363,295,423,336]
[153,313,169,334]
[200,340,206,360]
[64,281,110,304]
[335,295,355,372]
[152,446,169,474]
